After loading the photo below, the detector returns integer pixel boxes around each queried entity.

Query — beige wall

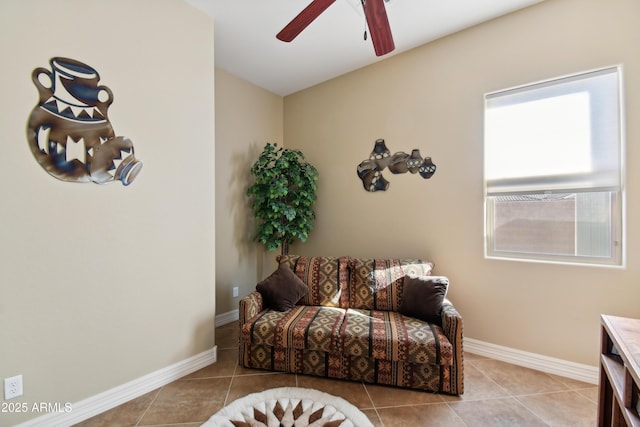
[284,0,640,366]
[215,68,283,315]
[0,1,215,425]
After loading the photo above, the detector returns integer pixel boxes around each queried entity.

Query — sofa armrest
[239,291,264,325]
[441,297,464,394]
[441,298,463,343]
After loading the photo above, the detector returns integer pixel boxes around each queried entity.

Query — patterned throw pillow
[399,275,449,325]
[256,263,308,311]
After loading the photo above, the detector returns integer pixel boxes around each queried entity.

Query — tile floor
[75,322,598,426]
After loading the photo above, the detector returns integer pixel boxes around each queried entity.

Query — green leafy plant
[247,143,319,254]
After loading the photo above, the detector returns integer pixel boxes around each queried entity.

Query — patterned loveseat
[238,255,464,395]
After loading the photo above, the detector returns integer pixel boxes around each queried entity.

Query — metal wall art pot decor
[356,139,436,192]
[26,57,143,185]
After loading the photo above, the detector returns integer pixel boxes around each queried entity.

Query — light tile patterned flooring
[75,322,598,426]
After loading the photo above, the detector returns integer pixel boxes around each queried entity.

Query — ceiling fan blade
[363,0,395,56]
[277,0,337,42]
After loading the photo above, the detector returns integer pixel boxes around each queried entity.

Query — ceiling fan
[276,0,395,57]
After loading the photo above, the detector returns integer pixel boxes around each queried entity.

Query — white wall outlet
[232,287,239,298]
[4,375,23,400]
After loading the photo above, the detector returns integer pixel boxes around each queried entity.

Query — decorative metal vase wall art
[26,57,142,185]
[356,139,436,192]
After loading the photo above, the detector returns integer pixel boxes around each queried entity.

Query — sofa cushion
[399,276,449,326]
[278,255,350,308]
[243,305,345,353]
[337,309,452,365]
[243,306,452,366]
[256,263,308,311]
[348,258,434,311]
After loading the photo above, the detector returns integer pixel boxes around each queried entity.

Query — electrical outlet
[232,287,239,298]
[4,375,23,400]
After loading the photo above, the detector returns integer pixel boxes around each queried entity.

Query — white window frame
[484,66,626,267]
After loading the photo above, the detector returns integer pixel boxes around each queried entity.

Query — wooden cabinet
[599,315,640,427]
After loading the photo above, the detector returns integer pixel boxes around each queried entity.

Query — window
[484,67,624,266]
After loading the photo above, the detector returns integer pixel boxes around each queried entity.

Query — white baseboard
[465,338,598,385]
[17,347,217,427]
[214,309,598,385]
[213,310,599,384]
[216,309,239,326]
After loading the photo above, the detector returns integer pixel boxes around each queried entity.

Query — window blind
[485,67,622,196]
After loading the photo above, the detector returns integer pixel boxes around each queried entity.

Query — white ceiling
[185,0,544,96]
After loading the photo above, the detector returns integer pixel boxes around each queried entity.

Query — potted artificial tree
[247,143,319,255]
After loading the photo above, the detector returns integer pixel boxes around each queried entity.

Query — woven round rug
[201,386,374,427]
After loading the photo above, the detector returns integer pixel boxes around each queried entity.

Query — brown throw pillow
[399,275,449,325]
[256,263,308,311]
